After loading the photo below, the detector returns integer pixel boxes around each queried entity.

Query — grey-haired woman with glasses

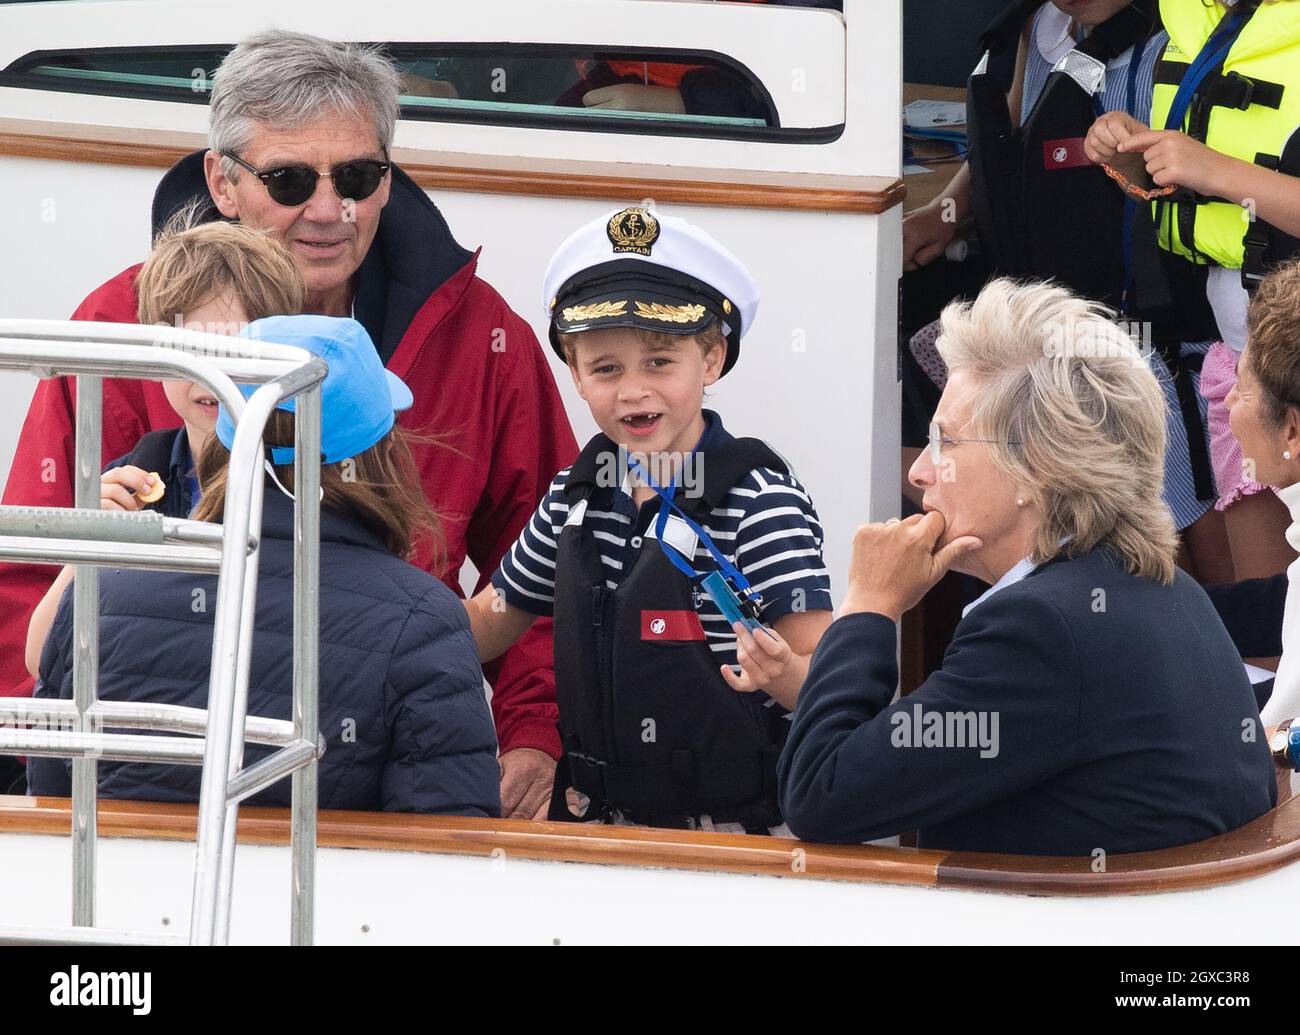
[779,279,1276,856]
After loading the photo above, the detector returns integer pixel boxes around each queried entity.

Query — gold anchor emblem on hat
[607,207,661,256]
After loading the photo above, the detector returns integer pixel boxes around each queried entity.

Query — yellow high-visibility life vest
[1149,0,1300,271]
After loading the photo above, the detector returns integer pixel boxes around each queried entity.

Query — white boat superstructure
[0,0,1296,947]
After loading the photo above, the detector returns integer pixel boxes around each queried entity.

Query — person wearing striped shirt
[491,409,833,705]
[464,206,833,832]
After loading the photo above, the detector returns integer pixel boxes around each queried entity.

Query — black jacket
[779,547,1276,855]
[31,490,501,816]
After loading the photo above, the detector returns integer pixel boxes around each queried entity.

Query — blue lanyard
[1149,7,1249,275]
[1162,7,1249,132]
[1125,34,1146,124]
[625,453,756,595]
[1119,33,1150,310]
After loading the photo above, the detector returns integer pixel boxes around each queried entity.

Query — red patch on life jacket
[641,610,706,641]
[1042,137,1092,170]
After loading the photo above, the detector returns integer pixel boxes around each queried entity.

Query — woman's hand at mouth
[839,512,982,622]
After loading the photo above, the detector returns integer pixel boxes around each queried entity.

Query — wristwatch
[1270,718,1296,769]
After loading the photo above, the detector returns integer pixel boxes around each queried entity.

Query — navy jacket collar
[166,428,192,481]
[1020,544,1123,582]
[696,408,730,452]
[257,485,391,555]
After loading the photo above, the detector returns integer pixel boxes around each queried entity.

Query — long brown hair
[192,409,443,567]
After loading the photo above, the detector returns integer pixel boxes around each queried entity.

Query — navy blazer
[779,547,1277,855]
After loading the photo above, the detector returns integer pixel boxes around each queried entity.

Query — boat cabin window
[1,43,783,138]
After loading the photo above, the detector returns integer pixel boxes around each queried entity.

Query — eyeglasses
[221,151,390,207]
[1101,163,1176,201]
[928,421,1020,466]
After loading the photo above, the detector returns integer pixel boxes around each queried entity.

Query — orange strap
[576,0,769,89]
[602,60,701,88]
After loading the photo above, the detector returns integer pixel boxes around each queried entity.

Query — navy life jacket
[548,431,791,829]
[968,1,1160,302]
[966,0,1217,500]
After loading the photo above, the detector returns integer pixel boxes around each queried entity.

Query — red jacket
[0,158,577,758]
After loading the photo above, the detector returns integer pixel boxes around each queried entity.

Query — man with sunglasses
[0,29,577,819]
[215,150,394,315]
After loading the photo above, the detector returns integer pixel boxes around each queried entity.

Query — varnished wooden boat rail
[0,117,905,214]
[0,794,945,888]
[2,766,1297,897]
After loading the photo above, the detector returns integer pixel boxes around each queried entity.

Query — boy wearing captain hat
[465,206,833,834]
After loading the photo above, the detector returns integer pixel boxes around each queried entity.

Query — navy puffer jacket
[30,489,501,817]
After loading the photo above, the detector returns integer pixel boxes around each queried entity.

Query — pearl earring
[1016,498,1026,507]
[1287,451,1294,461]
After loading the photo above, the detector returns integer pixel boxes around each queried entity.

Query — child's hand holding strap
[1118,129,1234,199]
[1086,111,1152,191]
[1085,111,1147,165]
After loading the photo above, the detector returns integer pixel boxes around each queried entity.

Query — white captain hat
[542,205,760,376]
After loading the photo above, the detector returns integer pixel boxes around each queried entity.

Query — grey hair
[209,29,400,180]
[935,278,1178,585]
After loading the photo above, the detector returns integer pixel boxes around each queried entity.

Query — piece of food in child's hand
[135,475,165,504]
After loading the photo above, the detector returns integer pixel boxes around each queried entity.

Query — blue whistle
[700,570,763,633]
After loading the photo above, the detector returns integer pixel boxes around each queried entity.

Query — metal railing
[0,319,327,946]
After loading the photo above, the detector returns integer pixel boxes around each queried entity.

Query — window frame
[0,42,847,145]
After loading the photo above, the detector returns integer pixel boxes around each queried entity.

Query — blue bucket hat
[215,316,413,465]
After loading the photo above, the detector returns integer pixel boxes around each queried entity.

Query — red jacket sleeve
[465,304,578,758]
[0,267,156,697]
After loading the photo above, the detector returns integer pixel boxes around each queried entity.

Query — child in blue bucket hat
[30,314,502,817]
[216,314,414,469]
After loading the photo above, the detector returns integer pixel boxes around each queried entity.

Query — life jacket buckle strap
[567,753,608,803]
[1206,69,1284,112]
[1241,221,1272,291]
[1224,70,1255,110]
[1168,185,1216,209]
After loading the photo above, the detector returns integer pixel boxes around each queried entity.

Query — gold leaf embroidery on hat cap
[607,207,661,256]
[561,299,629,322]
[634,301,706,324]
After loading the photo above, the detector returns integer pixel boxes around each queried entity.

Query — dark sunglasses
[221,151,391,207]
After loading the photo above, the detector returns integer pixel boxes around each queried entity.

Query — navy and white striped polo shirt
[491,411,833,714]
